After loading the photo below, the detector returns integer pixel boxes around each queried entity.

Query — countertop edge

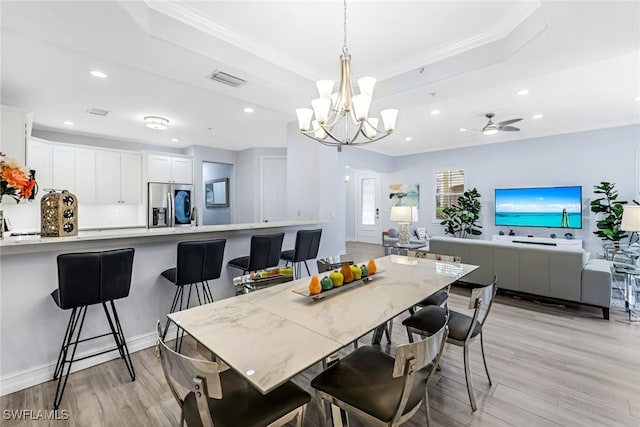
[0,220,326,255]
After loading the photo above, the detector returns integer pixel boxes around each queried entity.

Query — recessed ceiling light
[89,70,108,79]
[171,138,179,143]
[634,95,640,101]
[63,121,75,126]
[144,116,169,130]
[404,137,412,141]
[533,114,543,119]
[243,107,254,113]
[431,110,440,115]
[459,128,468,132]
[517,89,529,96]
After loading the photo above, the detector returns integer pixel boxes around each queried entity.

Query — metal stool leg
[103,301,136,381]
[163,286,182,340]
[53,306,88,409]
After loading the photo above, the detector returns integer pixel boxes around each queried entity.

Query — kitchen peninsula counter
[0,220,323,255]
[0,219,325,396]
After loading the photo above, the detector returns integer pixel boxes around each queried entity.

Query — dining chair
[311,322,448,427]
[402,274,498,411]
[406,252,462,314]
[161,239,226,350]
[155,322,310,427]
[228,232,285,275]
[280,228,322,278]
[51,248,136,409]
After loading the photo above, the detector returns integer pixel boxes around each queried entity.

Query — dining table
[167,254,478,397]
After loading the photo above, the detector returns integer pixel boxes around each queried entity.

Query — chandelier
[295,0,398,152]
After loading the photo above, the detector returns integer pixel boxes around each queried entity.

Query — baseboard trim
[0,325,178,396]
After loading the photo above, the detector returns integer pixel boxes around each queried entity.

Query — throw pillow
[388,228,398,238]
[416,227,428,240]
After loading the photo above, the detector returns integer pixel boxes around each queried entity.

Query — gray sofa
[429,236,612,319]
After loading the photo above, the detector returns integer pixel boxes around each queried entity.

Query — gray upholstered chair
[402,275,497,411]
[155,322,310,427]
[311,322,448,427]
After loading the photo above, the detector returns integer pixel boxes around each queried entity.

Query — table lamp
[390,206,418,245]
[621,205,640,265]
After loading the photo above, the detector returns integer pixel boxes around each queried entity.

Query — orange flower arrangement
[0,152,36,202]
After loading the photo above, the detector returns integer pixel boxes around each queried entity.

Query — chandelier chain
[343,0,348,53]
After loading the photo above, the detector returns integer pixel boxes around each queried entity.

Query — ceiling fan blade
[496,118,522,126]
[500,126,520,131]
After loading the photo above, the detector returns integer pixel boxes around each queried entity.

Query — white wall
[384,125,640,257]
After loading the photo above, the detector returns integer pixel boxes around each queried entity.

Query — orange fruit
[341,263,354,283]
[309,276,322,295]
[367,259,377,275]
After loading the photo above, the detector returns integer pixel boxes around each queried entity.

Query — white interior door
[260,155,287,222]
[355,171,382,244]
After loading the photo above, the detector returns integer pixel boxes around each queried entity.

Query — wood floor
[2,242,639,427]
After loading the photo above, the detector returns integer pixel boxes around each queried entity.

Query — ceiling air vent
[207,70,247,88]
[86,107,109,116]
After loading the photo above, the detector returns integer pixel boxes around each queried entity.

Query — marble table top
[168,255,478,394]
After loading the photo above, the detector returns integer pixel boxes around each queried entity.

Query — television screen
[495,186,582,229]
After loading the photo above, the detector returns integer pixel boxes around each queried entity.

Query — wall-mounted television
[495,186,582,229]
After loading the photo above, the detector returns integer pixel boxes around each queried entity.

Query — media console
[492,234,583,247]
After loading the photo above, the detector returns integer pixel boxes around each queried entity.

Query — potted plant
[590,181,627,248]
[440,188,482,238]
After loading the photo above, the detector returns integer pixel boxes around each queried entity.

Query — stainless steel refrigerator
[148,182,195,228]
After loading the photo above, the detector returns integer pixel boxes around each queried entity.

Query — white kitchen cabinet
[52,145,75,192]
[171,156,193,184]
[26,139,52,193]
[75,148,96,203]
[96,150,142,204]
[120,152,142,204]
[146,153,193,184]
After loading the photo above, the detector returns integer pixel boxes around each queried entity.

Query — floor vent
[86,107,110,116]
[207,70,247,88]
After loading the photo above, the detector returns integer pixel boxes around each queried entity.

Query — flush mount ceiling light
[63,121,74,126]
[243,107,254,113]
[431,110,440,115]
[295,0,398,152]
[634,95,640,101]
[144,116,169,130]
[533,114,543,119]
[517,89,529,96]
[171,138,179,142]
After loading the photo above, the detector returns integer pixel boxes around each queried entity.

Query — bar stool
[227,232,284,275]
[280,229,322,278]
[161,239,226,346]
[51,248,136,409]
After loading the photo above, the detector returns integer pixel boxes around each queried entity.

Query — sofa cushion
[388,228,398,238]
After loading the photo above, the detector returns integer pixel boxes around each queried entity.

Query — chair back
[468,274,498,327]
[292,229,322,262]
[393,323,448,378]
[390,323,448,424]
[409,251,459,263]
[175,239,226,285]
[156,322,221,427]
[57,248,134,309]
[247,232,284,271]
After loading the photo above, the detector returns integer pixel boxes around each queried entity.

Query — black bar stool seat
[51,248,136,409]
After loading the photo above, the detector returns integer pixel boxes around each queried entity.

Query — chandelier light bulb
[311,98,331,123]
[357,77,376,97]
[364,118,379,138]
[352,95,371,120]
[312,120,327,140]
[296,108,313,131]
[380,109,399,132]
[316,80,334,99]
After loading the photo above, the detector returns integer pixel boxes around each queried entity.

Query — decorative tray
[292,273,381,300]
[248,273,293,282]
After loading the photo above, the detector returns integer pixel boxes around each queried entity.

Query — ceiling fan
[481,113,522,135]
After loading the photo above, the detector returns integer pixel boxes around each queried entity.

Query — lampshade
[621,206,640,231]
[390,206,418,223]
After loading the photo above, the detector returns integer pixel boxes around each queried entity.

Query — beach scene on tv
[495,186,582,229]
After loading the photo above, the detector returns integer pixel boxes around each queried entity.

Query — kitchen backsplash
[2,200,145,232]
